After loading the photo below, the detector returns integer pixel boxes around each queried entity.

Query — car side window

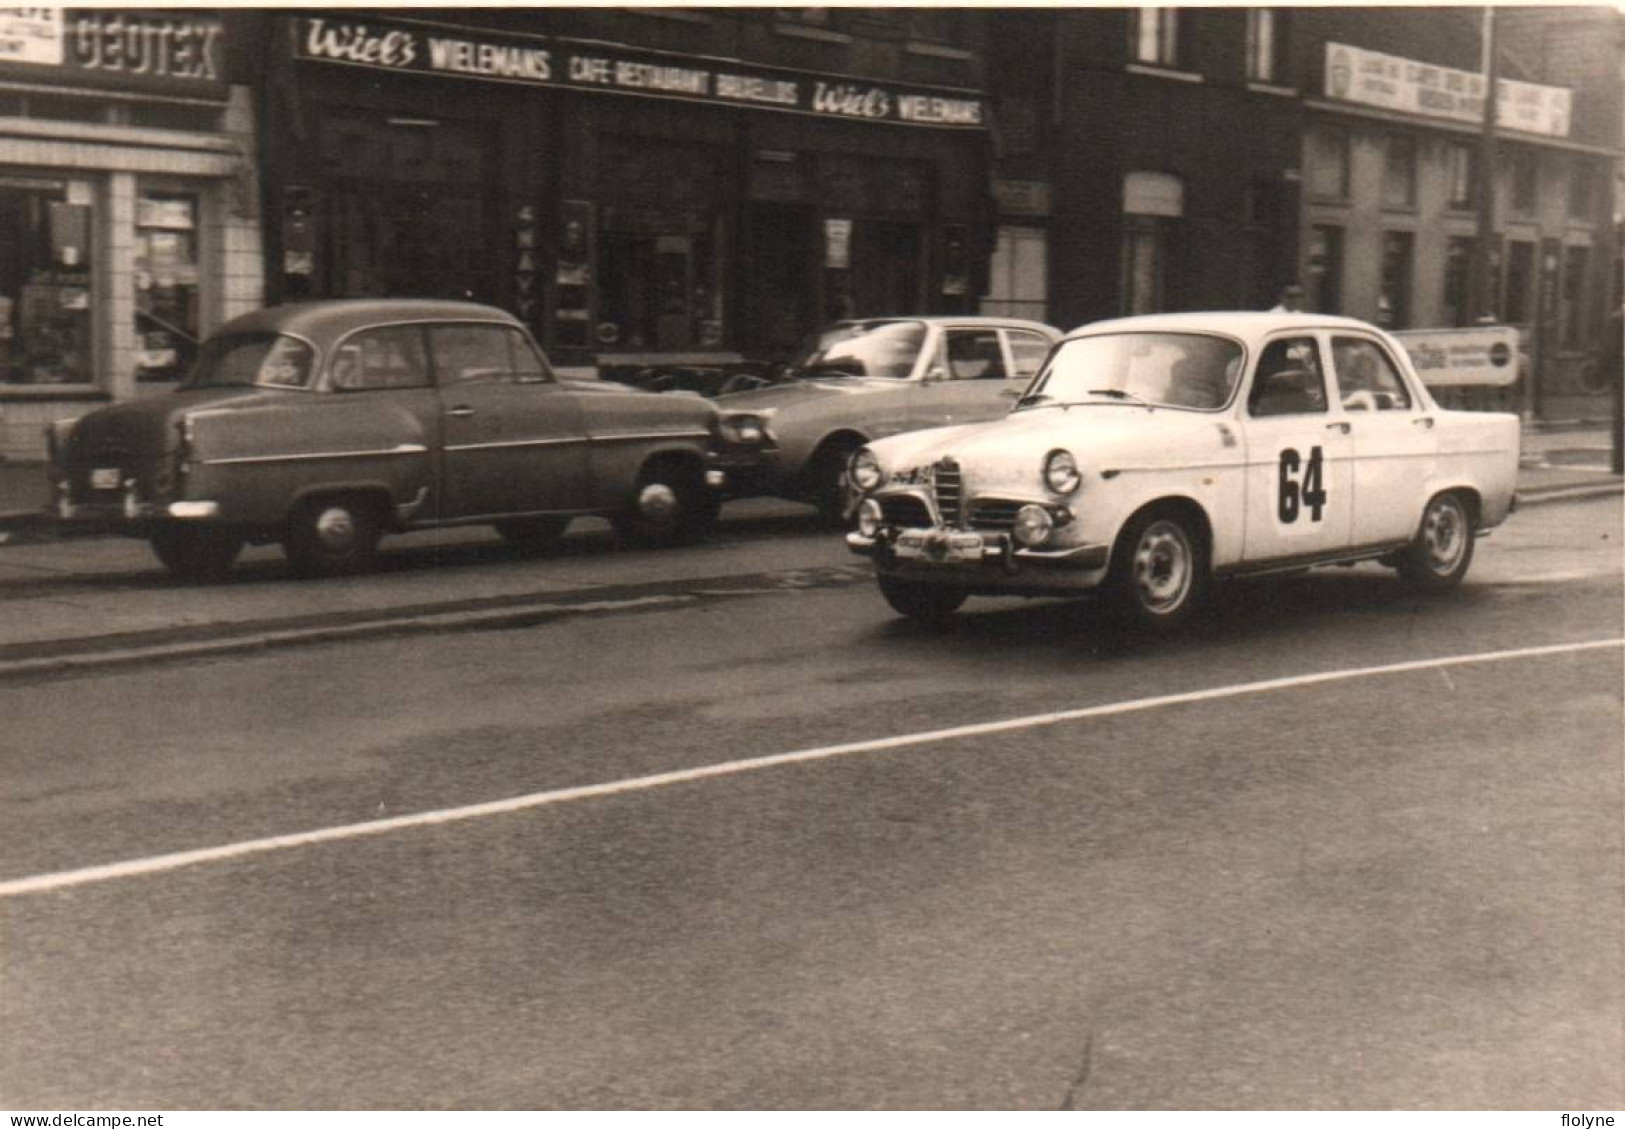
[944,329,1007,381]
[1248,336,1328,417]
[331,326,430,391]
[504,327,550,381]
[1005,331,1052,380]
[430,323,539,386]
[1331,336,1412,412]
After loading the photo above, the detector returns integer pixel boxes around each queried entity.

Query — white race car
[846,311,1520,632]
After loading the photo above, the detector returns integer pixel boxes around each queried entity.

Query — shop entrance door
[742,202,817,359]
[851,220,922,316]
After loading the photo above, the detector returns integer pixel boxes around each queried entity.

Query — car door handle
[1414,416,1435,429]
[1326,421,1351,434]
[446,406,475,418]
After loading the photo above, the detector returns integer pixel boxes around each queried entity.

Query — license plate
[90,468,121,491]
[896,530,984,563]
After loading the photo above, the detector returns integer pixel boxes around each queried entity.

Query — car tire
[877,574,967,624]
[1393,490,1475,590]
[1105,505,1209,635]
[285,496,381,578]
[613,461,712,547]
[149,525,243,582]
[493,515,571,552]
[807,441,859,529]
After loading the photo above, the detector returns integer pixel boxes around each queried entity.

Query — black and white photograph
[0,3,1621,1113]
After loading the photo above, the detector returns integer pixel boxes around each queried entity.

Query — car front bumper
[847,525,1111,589]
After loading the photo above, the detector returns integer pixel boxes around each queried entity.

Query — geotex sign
[294,14,988,130]
[0,8,226,98]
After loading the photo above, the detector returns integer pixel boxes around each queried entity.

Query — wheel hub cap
[1423,498,1466,573]
[1133,521,1192,612]
[638,483,679,521]
[314,507,356,551]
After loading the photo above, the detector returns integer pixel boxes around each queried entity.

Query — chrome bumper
[846,526,1109,572]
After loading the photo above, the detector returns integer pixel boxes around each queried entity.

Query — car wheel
[285,496,381,578]
[1394,490,1475,590]
[877,574,967,625]
[613,462,711,547]
[807,441,859,529]
[493,515,571,552]
[1106,506,1209,634]
[149,525,243,582]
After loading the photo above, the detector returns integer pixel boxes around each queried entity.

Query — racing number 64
[1278,445,1327,523]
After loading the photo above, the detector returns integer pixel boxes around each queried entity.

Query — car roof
[213,299,523,344]
[835,316,1061,335]
[1062,311,1385,345]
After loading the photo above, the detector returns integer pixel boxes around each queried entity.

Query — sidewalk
[3,423,1618,532]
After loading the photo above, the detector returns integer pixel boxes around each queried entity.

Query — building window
[1568,162,1595,221]
[1380,231,1414,328]
[1561,244,1590,350]
[982,226,1047,322]
[0,181,95,386]
[135,192,202,383]
[1383,133,1417,210]
[1446,142,1476,211]
[906,9,967,45]
[774,8,832,26]
[1308,225,1343,314]
[1308,126,1350,201]
[1131,8,1181,68]
[1503,241,1534,324]
[1122,172,1183,315]
[1246,9,1287,84]
[1443,236,1475,328]
[1509,148,1538,215]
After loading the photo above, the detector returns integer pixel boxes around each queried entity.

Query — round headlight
[1044,449,1082,494]
[1012,504,1055,548]
[849,448,883,492]
[722,414,766,444]
[856,498,883,537]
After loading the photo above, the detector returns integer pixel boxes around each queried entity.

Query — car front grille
[932,459,962,528]
[878,494,931,528]
[966,498,1023,532]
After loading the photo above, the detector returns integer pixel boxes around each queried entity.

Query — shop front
[265,13,991,374]
[0,8,260,459]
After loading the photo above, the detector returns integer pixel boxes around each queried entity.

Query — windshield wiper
[1014,392,1055,409]
[1085,388,1147,405]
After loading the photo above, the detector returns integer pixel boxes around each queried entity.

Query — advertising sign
[1325,42,1570,139]
[295,15,988,130]
[0,8,225,98]
[1394,325,1521,387]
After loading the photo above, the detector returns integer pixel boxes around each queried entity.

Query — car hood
[715,376,902,414]
[869,404,1231,472]
[60,387,287,462]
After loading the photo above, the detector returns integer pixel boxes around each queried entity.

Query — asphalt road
[1,497,1621,1109]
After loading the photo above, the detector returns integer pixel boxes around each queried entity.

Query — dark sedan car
[47,300,724,579]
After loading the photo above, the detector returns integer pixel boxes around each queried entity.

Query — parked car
[712,316,1061,523]
[47,300,724,579]
[845,311,1521,631]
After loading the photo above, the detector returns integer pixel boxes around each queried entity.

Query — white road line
[2,637,1619,899]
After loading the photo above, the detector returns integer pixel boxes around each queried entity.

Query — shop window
[1561,245,1591,351]
[1307,225,1343,314]
[1307,126,1350,201]
[1446,142,1476,211]
[1383,133,1417,210]
[0,182,94,386]
[135,192,201,383]
[1246,10,1287,84]
[1508,148,1537,215]
[1380,231,1414,329]
[1567,162,1595,221]
[982,226,1047,322]
[1503,241,1534,324]
[1443,236,1474,328]
[1130,8,1181,68]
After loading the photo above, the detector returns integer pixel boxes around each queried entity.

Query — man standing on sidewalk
[1605,303,1623,475]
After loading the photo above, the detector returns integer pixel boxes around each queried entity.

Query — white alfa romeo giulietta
[845,311,1521,632]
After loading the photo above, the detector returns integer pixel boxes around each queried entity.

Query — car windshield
[1021,332,1244,412]
[786,321,926,380]
[182,333,315,390]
